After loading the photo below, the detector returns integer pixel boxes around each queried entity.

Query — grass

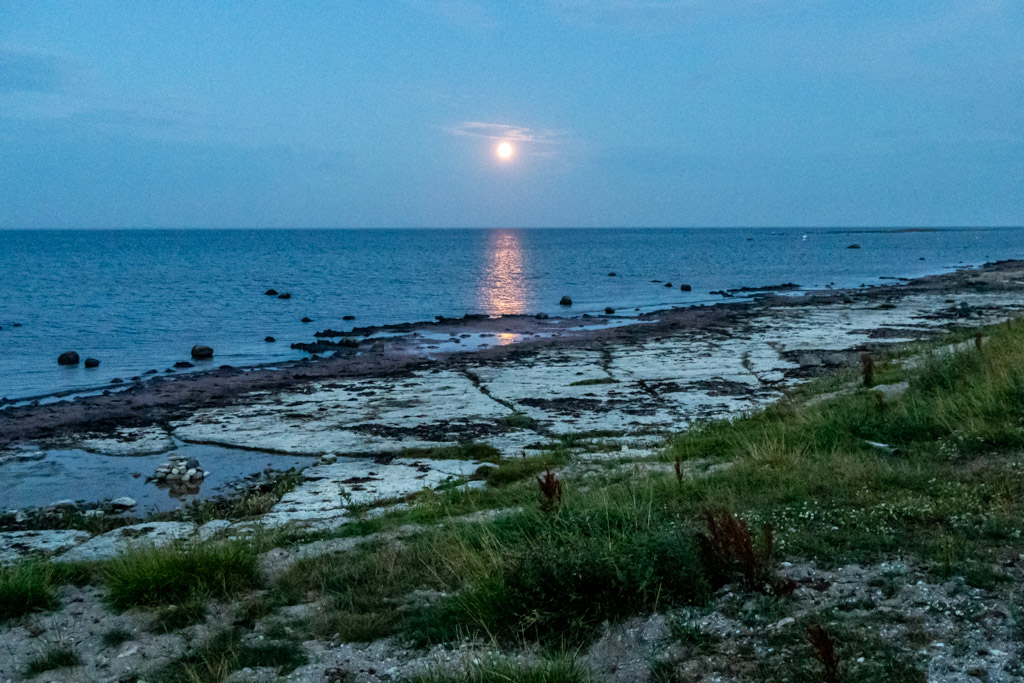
[0,560,91,622]
[0,561,60,621]
[148,629,307,683]
[278,479,707,648]
[568,377,619,386]
[260,319,1024,653]
[100,625,134,648]
[154,595,209,631]
[24,646,80,677]
[658,319,1024,574]
[480,449,572,487]
[409,656,592,682]
[500,411,536,429]
[398,442,502,463]
[103,540,262,610]
[9,318,1024,672]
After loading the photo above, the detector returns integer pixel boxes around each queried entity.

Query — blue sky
[1,1,1022,228]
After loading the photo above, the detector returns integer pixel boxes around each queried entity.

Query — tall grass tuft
[104,540,262,610]
[0,561,60,621]
[24,646,80,677]
[421,484,708,646]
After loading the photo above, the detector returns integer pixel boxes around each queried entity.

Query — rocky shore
[3,261,1024,557]
[4,260,1024,682]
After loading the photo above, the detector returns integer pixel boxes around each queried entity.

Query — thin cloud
[0,47,65,94]
[449,121,560,143]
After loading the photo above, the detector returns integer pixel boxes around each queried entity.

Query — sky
[0,0,1022,229]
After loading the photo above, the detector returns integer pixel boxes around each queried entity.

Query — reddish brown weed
[696,508,794,596]
[537,469,563,511]
[807,624,841,683]
[860,353,875,387]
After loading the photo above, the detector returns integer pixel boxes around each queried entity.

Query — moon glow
[496,141,514,159]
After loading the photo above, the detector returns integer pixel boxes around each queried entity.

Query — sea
[1,227,1022,403]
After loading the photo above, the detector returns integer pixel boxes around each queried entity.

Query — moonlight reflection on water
[480,229,529,316]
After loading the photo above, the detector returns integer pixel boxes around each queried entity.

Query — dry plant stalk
[975,330,983,351]
[860,353,874,387]
[696,508,794,596]
[807,624,841,683]
[537,469,563,511]
[674,456,683,484]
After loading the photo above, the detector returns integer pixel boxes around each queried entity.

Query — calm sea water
[1,227,1021,402]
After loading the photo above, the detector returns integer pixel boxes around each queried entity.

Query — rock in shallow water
[190,345,214,360]
[84,357,100,368]
[57,351,79,365]
[559,296,572,306]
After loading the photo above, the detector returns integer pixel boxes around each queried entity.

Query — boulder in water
[265,336,276,343]
[174,360,194,368]
[264,289,278,296]
[680,284,692,291]
[190,345,214,360]
[277,292,292,299]
[847,244,861,249]
[605,307,615,314]
[342,315,355,320]
[84,358,100,368]
[608,272,617,277]
[301,317,313,323]
[57,351,79,366]
[559,296,572,306]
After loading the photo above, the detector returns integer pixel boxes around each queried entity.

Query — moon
[496,141,514,159]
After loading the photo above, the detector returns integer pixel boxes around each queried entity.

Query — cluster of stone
[152,455,207,484]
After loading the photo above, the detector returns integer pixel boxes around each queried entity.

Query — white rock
[0,529,91,564]
[55,522,195,563]
[110,497,136,509]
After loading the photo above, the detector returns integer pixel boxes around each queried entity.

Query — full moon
[496,142,514,159]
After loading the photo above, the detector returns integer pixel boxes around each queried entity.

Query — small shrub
[0,561,59,621]
[24,646,80,677]
[104,540,262,610]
